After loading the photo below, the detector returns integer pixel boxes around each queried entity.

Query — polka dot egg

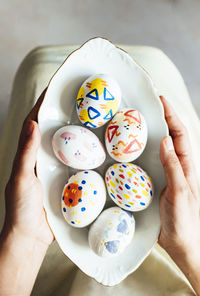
[105,163,154,211]
[61,170,106,227]
[76,74,121,128]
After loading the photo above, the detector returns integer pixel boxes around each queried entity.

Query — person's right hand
[158,96,200,295]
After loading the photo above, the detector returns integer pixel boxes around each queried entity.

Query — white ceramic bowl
[37,37,168,286]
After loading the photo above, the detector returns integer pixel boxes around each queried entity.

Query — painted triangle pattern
[103,109,113,120]
[124,110,141,124]
[107,125,119,143]
[104,88,114,100]
[76,98,84,109]
[123,139,142,154]
[86,89,99,100]
[88,106,100,120]
[84,121,97,128]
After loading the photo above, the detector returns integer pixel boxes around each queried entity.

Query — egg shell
[61,170,106,228]
[105,108,148,162]
[88,206,135,257]
[105,163,154,212]
[52,125,106,169]
[76,74,121,128]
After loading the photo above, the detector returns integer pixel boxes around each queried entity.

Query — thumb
[11,120,41,178]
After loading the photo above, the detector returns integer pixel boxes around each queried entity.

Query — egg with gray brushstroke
[88,206,135,257]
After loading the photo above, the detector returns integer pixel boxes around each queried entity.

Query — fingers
[160,96,198,196]
[26,88,47,122]
[11,120,41,179]
[10,89,47,180]
[160,136,186,192]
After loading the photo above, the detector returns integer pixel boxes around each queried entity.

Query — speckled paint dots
[105,163,154,212]
[61,170,106,227]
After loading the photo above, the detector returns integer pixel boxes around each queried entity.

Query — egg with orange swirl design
[105,163,153,212]
[61,170,106,227]
[105,108,148,162]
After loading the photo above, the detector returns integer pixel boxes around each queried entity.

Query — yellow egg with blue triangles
[76,74,121,128]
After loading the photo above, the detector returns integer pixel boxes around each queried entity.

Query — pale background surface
[0,1,200,295]
[1,43,199,296]
[0,0,200,139]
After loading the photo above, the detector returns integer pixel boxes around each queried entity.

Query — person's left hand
[3,89,54,248]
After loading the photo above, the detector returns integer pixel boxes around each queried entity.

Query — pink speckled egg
[52,125,105,169]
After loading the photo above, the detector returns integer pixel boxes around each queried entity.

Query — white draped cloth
[0,45,199,295]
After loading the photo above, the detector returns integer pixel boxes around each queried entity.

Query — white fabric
[0,45,199,295]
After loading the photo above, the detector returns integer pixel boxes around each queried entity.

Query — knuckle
[181,122,187,133]
[173,122,188,138]
[9,173,25,189]
[165,113,173,123]
[180,124,188,138]
[168,152,179,165]
[163,152,179,170]
[170,184,186,198]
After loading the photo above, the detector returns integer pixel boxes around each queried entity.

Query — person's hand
[0,89,54,296]
[158,96,200,295]
[2,88,54,247]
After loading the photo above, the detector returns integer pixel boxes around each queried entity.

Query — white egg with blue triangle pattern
[76,74,121,128]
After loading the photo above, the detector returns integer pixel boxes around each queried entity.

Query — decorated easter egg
[105,163,153,211]
[61,170,106,228]
[88,206,135,257]
[105,108,148,162]
[52,125,105,169]
[76,74,121,128]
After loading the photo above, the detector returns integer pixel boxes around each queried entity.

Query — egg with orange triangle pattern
[105,108,148,162]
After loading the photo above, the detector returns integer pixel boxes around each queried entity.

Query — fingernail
[159,95,168,102]
[26,120,34,137]
[164,136,174,150]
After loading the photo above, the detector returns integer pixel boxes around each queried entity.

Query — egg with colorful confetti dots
[88,206,135,257]
[105,108,148,162]
[76,74,121,128]
[105,163,154,211]
[61,170,106,227]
